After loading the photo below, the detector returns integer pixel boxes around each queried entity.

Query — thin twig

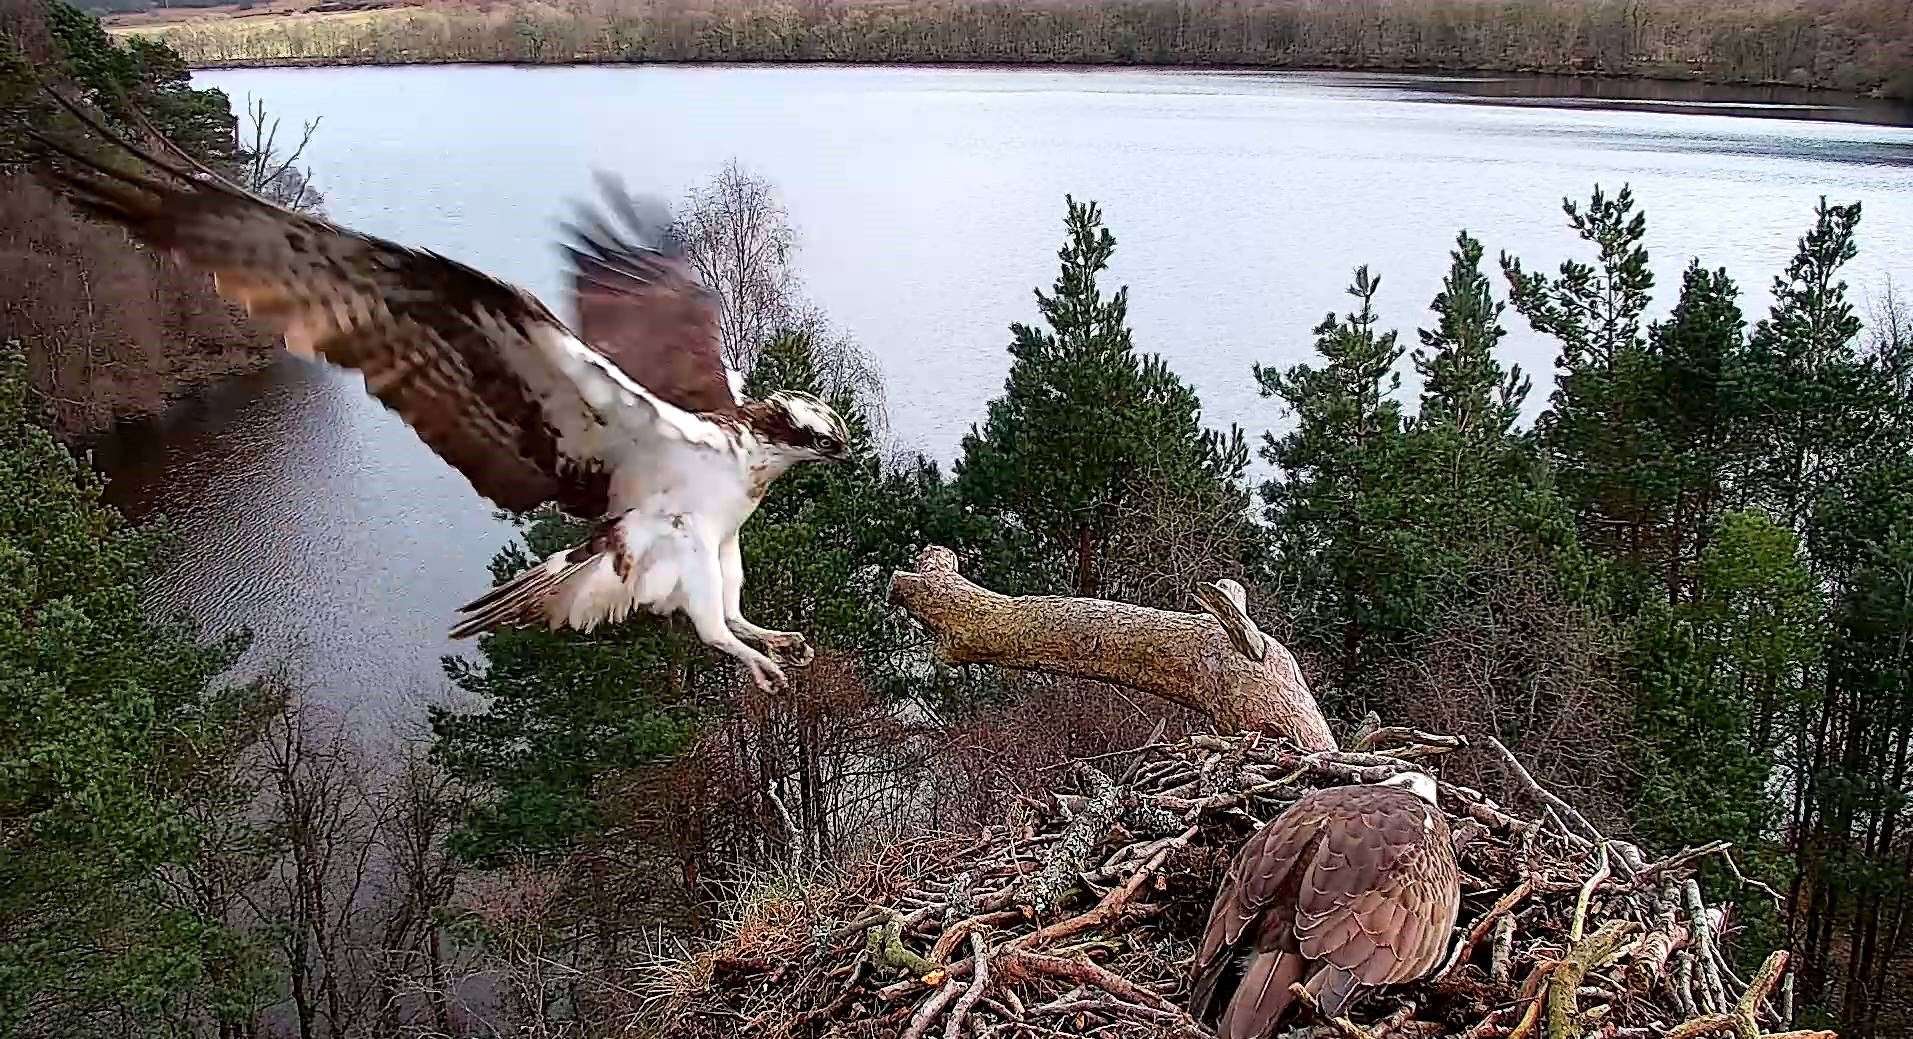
[1572,844,1612,942]
[944,933,992,1039]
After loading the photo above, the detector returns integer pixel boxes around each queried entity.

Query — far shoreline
[183,59,1913,127]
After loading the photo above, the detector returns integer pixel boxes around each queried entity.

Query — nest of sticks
[664,730,1829,1039]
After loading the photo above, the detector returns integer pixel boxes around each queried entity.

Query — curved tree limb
[889,547,1335,750]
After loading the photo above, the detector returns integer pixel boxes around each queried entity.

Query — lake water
[95,65,1913,716]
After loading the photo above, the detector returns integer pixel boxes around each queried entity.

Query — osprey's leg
[720,534,814,667]
[684,527,786,692]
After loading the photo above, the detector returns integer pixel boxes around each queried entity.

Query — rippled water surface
[96,65,1913,712]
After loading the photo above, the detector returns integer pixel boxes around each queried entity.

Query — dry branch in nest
[658,731,1817,1039]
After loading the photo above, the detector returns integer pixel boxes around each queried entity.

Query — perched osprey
[1190,773,1461,1039]
[37,96,851,692]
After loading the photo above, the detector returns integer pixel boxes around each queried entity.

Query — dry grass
[104,0,410,29]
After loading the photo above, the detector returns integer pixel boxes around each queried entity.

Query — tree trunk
[888,546,1336,750]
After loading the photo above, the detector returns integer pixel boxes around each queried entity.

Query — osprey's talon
[746,655,788,694]
[765,633,814,668]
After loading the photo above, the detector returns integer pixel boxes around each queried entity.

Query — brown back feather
[1190,784,1462,1038]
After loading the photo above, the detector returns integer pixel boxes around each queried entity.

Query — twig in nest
[1682,879,1728,1013]
[1733,951,1790,1034]
[1014,826,1197,951]
[1356,727,1469,758]
[932,911,1021,962]
[1439,877,1536,981]
[1287,982,1378,1039]
[1485,737,1605,847]
[1663,1014,1740,1039]
[1632,840,1730,884]
[1001,952,1183,1015]
[901,978,966,1039]
[1491,913,1517,986]
[1544,919,1639,1039]
[1023,763,1124,912]
[944,932,992,1039]
[1463,1006,1509,1039]
[1571,843,1611,942]
[868,911,938,976]
[1719,846,1786,906]
[1506,993,1544,1039]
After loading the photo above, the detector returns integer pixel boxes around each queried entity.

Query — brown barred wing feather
[32,102,688,517]
[562,175,738,417]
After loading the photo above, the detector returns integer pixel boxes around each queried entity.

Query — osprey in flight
[39,96,851,692]
[1190,773,1461,1039]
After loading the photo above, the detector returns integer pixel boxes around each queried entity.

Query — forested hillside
[0,0,287,436]
[3,2,1912,1035]
[123,0,1913,98]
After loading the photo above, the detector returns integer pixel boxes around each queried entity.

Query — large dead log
[887,546,1335,750]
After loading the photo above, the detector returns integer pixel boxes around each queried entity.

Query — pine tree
[1742,199,1871,528]
[1504,186,1659,567]
[22,2,239,167]
[1258,266,1412,705]
[1632,511,1816,854]
[1415,231,1527,441]
[1793,455,1913,1025]
[0,346,267,1032]
[1644,262,1748,600]
[956,197,1250,600]
[431,536,705,865]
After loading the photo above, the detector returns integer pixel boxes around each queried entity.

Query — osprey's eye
[816,436,839,453]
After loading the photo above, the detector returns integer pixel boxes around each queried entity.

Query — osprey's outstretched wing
[562,175,740,417]
[1190,784,1461,1039]
[34,94,726,517]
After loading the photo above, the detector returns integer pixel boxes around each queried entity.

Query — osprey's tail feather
[449,515,672,639]
[448,553,592,639]
[1214,951,1306,1039]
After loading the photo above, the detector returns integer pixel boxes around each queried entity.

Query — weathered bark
[887,546,1335,750]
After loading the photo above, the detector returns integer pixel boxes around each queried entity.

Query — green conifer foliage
[1742,200,1872,528]
[956,196,1250,599]
[1504,186,1660,567]
[1257,266,1411,703]
[1416,231,1528,441]
[1643,262,1747,600]
[0,347,263,1032]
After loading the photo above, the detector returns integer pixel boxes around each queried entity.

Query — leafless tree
[260,700,381,1039]
[1379,546,1632,832]
[678,160,799,371]
[1867,278,1911,406]
[237,95,325,215]
[365,741,474,1037]
[1100,471,1257,611]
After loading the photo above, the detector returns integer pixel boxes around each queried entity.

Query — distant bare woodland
[131,0,1913,97]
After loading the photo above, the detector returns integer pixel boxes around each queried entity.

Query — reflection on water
[1391,71,1913,125]
[96,358,512,721]
[93,65,1913,715]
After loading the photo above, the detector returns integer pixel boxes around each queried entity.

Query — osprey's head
[755,391,854,464]
[1380,770,1440,806]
